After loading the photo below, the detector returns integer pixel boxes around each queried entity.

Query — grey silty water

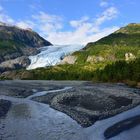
[0,87,93,140]
[26,86,72,100]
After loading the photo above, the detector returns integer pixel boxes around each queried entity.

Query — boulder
[0,56,30,72]
[125,53,136,61]
[87,55,104,63]
[59,55,77,65]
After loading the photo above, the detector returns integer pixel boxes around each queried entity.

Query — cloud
[0,5,14,24]
[100,0,109,7]
[32,11,62,23]
[32,11,63,33]
[41,7,119,45]
[16,20,35,29]
[0,4,119,45]
[70,16,89,28]
[95,7,118,26]
[46,26,119,45]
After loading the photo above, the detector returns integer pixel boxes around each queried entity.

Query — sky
[0,0,139,45]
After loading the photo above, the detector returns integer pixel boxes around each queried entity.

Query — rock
[129,53,136,59]
[125,53,136,61]
[59,55,77,64]
[0,22,7,26]
[87,55,104,63]
[0,70,34,79]
[0,71,17,79]
[125,53,129,61]
[0,56,31,72]
[137,83,140,88]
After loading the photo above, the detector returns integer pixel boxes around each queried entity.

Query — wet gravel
[0,99,12,118]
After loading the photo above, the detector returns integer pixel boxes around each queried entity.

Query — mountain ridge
[0,22,52,63]
[72,23,140,64]
[0,22,52,72]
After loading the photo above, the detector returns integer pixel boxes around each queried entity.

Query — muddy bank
[104,115,140,139]
[0,99,11,117]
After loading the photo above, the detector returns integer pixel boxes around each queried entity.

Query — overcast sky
[0,0,139,45]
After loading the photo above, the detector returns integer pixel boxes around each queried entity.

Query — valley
[0,23,139,88]
[0,0,140,139]
[0,19,140,140]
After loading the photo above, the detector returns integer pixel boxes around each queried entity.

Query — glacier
[27,44,84,70]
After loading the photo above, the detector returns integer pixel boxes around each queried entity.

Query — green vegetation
[0,58,140,87]
[71,23,140,67]
[74,33,140,64]
[0,39,24,54]
[115,23,140,34]
[94,58,140,83]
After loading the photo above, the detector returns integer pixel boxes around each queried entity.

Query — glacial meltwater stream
[1,86,140,140]
[26,87,72,100]
[0,87,94,140]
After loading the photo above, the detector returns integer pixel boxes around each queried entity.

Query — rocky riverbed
[0,80,140,140]
[30,82,140,127]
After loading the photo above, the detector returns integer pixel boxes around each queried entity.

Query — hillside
[73,23,140,64]
[0,22,52,63]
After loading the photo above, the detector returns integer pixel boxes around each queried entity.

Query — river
[0,81,140,140]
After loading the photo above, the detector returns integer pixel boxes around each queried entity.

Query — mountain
[0,23,140,86]
[0,22,52,63]
[72,23,140,64]
[26,23,140,70]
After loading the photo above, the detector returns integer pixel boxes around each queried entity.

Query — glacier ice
[27,44,84,70]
